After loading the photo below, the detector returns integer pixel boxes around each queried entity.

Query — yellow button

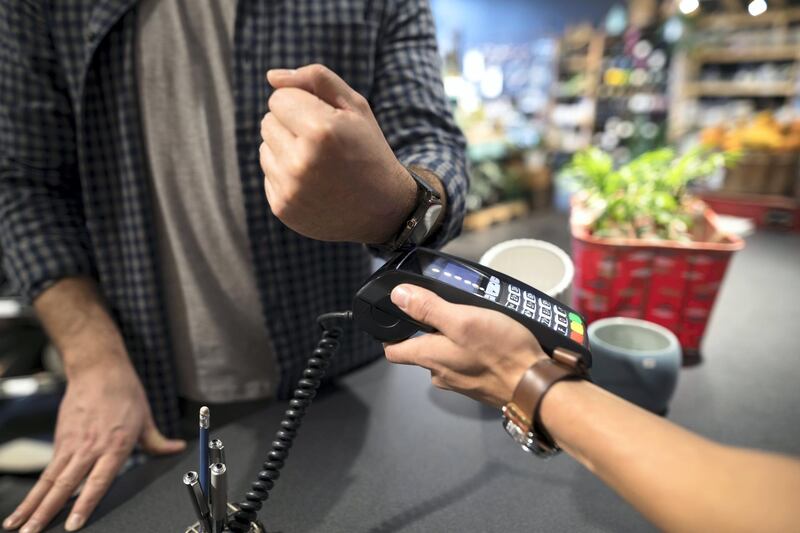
[570,322,584,335]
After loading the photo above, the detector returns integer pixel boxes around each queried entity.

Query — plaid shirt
[0,0,467,436]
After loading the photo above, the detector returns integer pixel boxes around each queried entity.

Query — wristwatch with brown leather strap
[502,347,589,457]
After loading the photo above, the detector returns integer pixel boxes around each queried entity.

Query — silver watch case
[502,416,561,458]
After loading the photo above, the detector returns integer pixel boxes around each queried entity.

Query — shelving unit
[691,46,800,64]
[685,80,797,97]
[669,7,800,140]
[669,6,800,227]
[592,23,673,162]
[546,24,605,162]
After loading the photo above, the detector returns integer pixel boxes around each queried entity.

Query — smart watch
[376,168,443,254]
[502,348,589,457]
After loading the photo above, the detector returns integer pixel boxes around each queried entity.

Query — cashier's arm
[383,284,800,533]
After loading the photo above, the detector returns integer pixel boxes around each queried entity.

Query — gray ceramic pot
[587,317,681,415]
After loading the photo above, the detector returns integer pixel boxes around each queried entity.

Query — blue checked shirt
[0,0,467,435]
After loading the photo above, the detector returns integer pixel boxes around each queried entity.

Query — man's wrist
[372,165,447,247]
[61,329,131,379]
[34,277,131,378]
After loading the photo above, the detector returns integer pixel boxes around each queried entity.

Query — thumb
[139,416,186,456]
[267,64,358,110]
[391,284,455,336]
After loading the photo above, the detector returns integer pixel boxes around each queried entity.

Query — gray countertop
[2,220,799,532]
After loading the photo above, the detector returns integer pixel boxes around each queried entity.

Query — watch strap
[375,167,442,254]
[506,348,588,454]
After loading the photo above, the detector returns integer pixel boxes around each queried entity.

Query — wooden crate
[463,200,529,232]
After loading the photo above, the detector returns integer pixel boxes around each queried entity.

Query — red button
[570,331,584,344]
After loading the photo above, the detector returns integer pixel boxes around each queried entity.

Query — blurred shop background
[431,0,800,226]
[2,0,800,477]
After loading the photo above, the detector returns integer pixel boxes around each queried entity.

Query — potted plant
[559,147,744,363]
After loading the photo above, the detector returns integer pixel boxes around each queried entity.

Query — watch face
[410,203,443,244]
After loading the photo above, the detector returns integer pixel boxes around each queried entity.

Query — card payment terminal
[353,247,591,366]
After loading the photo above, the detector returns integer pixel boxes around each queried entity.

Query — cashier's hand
[260,64,421,244]
[383,284,547,407]
[3,357,185,532]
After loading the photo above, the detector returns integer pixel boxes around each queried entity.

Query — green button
[568,312,582,324]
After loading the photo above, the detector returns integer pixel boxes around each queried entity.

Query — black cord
[228,311,353,532]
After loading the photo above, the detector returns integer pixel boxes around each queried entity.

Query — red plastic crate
[699,192,800,233]
[571,205,744,360]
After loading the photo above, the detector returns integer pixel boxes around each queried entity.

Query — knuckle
[352,91,370,111]
[85,472,111,491]
[286,154,309,179]
[52,474,77,492]
[268,89,287,110]
[108,430,132,454]
[269,195,287,217]
[309,63,328,79]
[416,297,435,324]
[260,115,272,139]
[260,145,272,170]
[39,471,57,484]
[30,511,54,527]
[307,121,334,144]
[383,345,397,362]
[431,375,447,390]
[76,440,97,459]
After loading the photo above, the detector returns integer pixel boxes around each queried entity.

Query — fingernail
[65,513,85,531]
[3,514,20,529]
[20,520,41,533]
[391,286,410,309]
[268,68,295,77]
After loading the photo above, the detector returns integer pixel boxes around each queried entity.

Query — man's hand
[2,357,185,533]
[3,278,185,532]
[260,64,422,244]
[383,284,547,407]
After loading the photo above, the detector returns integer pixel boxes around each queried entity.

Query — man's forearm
[34,277,130,377]
[541,380,800,532]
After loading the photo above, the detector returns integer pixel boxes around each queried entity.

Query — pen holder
[184,502,265,533]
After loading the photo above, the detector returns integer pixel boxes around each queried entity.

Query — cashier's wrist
[502,349,547,405]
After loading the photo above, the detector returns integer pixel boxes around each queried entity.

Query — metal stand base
[184,503,265,533]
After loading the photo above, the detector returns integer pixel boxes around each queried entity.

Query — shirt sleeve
[368,0,469,251]
[0,1,95,302]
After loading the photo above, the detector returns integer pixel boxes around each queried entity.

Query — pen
[209,438,225,466]
[183,471,212,533]
[199,406,210,497]
[210,462,228,533]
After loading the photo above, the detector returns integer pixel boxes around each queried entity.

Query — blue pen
[199,406,210,498]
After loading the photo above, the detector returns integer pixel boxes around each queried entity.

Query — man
[0,1,467,531]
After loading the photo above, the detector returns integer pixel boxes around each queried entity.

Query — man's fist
[260,64,421,244]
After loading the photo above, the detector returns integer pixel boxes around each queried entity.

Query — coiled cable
[228,311,353,532]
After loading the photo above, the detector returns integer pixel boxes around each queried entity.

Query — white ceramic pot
[479,239,574,300]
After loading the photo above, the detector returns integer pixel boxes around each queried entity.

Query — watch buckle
[552,347,587,375]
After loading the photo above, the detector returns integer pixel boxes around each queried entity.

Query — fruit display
[699,113,800,197]
[700,113,800,152]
